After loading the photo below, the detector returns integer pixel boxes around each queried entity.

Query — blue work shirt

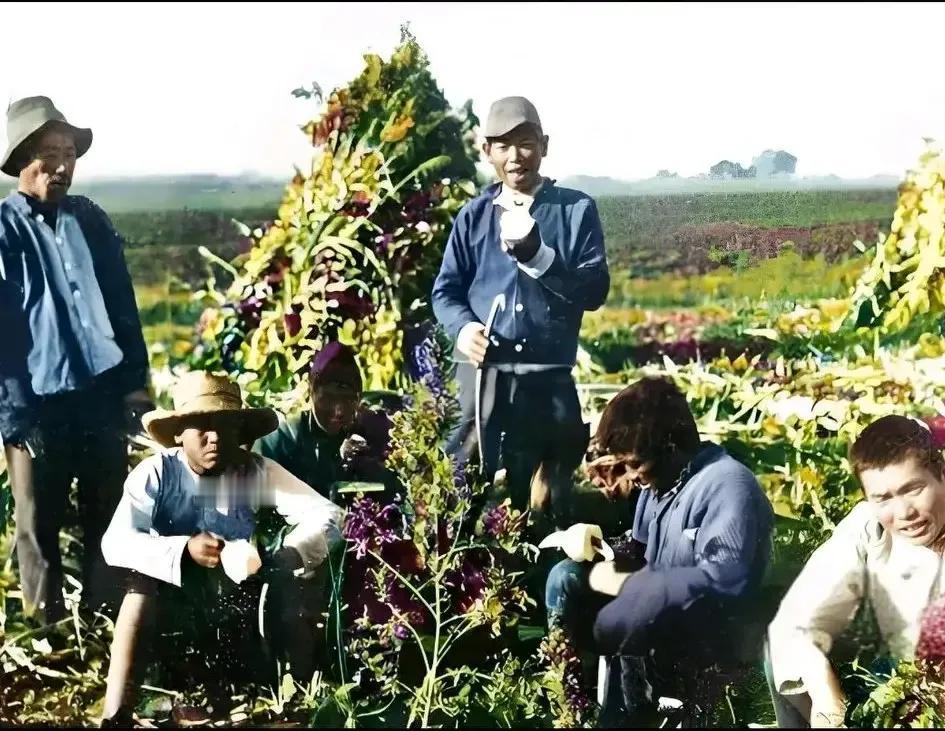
[0,191,149,442]
[593,443,774,655]
[431,180,609,366]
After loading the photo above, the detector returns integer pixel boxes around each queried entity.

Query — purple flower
[284,311,302,337]
[330,290,376,319]
[444,557,487,613]
[374,232,395,255]
[401,191,432,224]
[238,295,264,330]
[482,504,511,539]
[343,497,406,558]
[452,456,471,503]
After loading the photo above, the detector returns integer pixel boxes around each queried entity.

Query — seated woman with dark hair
[543,376,774,725]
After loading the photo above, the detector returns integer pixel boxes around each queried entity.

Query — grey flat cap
[483,96,542,139]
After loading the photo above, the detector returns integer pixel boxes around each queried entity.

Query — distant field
[596,188,896,274]
[82,180,899,286]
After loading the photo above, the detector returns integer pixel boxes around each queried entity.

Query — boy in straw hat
[98,371,344,727]
[0,96,152,623]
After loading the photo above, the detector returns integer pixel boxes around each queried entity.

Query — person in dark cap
[432,95,610,532]
[253,341,399,502]
[0,96,153,624]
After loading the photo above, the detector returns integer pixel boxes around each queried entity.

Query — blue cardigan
[593,443,774,654]
[431,180,609,366]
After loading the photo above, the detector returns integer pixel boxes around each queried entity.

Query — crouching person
[255,341,400,502]
[767,415,945,728]
[544,377,773,725]
[98,372,344,727]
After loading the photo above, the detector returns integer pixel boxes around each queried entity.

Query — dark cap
[484,96,542,139]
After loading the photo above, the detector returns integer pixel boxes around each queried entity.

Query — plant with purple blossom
[335,382,552,726]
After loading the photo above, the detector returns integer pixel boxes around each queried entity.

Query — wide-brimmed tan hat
[142,371,278,448]
[1,96,93,176]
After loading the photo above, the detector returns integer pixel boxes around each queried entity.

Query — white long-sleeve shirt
[101,448,344,587]
[768,501,945,696]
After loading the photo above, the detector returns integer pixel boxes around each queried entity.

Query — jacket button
[515,304,524,313]
[514,344,523,353]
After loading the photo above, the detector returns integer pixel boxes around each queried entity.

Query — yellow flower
[381,114,415,143]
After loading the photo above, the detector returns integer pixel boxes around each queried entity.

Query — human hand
[539,523,614,563]
[340,434,370,463]
[499,206,540,261]
[501,216,541,262]
[457,322,490,366]
[810,701,846,728]
[186,532,224,569]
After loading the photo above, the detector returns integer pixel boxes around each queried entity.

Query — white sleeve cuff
[168,535,192,587]
[517,242,556,278]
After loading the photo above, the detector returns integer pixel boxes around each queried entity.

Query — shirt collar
[659,442,724,500]
[487,177,555,202]
[9,190,68,218]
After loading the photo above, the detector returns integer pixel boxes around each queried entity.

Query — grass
[605,250,867,310]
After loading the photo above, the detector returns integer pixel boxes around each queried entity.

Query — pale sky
[2,1,943,182]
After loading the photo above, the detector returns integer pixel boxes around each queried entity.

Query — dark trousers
[546,559,758,724]
[446,364,588,529]
[5,386,128,623]
[123,560,329,688]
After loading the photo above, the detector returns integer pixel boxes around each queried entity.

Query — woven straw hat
[142,371,277,448]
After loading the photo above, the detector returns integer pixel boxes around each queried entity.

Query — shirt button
[73,289,82,299]
[55,237,63,245]
[64,262,73,271]
[514,344,523,353]
[36,214,44,223]
[80,319,90,328]
[515,304,524,313]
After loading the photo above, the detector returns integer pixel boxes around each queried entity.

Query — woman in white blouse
[767,415,945,727]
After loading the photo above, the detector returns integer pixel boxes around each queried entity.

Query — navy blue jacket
[593,444,774,654]
[0,192,149,442]
[431,181,609,366]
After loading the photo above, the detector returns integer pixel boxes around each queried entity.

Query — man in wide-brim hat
[99,370,344,727]
[0,96,153,624]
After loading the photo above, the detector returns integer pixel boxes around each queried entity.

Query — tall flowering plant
[335,326,547,726]
[187,27,479,413]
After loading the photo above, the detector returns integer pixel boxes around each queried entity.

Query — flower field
[6,28,945,729]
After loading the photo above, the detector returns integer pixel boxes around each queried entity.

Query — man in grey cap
[432,96,610,533]
[0,96,152,625]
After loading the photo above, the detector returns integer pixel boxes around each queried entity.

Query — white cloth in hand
[220,539,262,584]
[538,523,615,563]
[498,206,537,251]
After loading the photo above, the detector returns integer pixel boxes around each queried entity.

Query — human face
[585,446,659,501]
[311,381,361,436]
[860,457,945,547]
[175,413,243,476]
[18,125,76,203]
[483,123,548,193]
